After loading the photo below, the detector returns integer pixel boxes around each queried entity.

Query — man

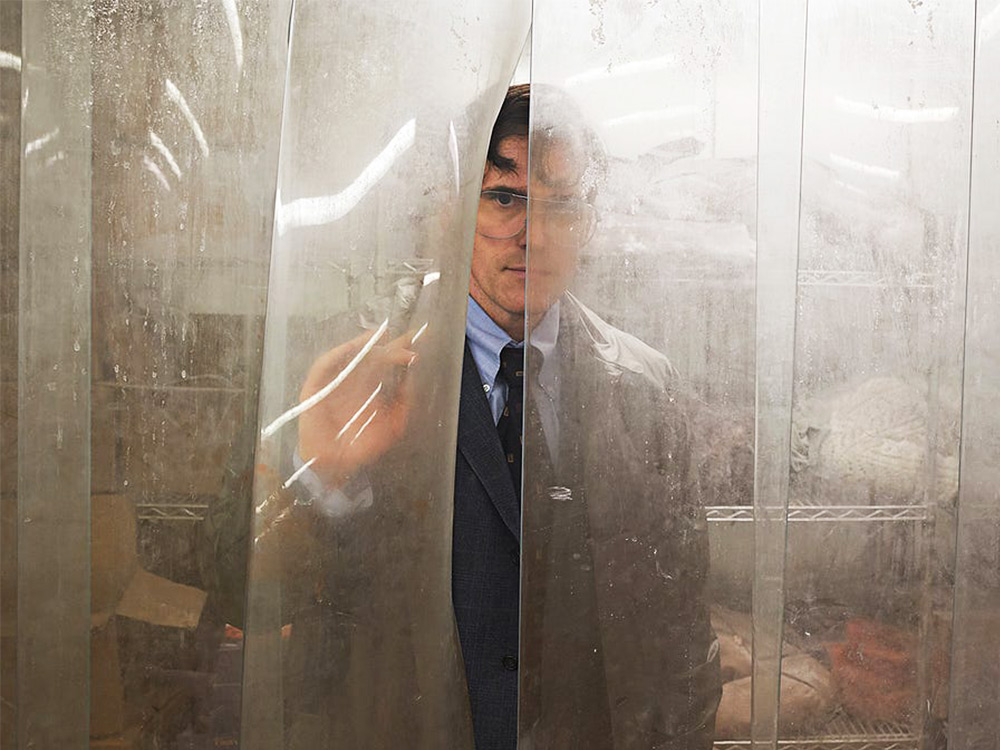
[206,84,719,749]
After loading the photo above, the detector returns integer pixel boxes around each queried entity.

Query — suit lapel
[458,342,521,541]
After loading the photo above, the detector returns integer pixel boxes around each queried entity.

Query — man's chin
[525,294,558,321]
[527,281,565,307]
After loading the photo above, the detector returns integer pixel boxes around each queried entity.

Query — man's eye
[493,192,514,207]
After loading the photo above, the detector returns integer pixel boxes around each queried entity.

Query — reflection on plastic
[276,119,416,235]
[523,1,753,747]
[239,1,529,748]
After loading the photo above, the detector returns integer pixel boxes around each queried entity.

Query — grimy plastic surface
[524,2,997,750]
[949,2,1000,744]
[3,2,1000,749]
[522,2,757,747]
[6,1,293,747]
[780,1,977,744]
[239,2,528,749]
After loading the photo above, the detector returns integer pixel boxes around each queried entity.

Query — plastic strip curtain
[524,1,760,747]
[752,0,807,745]
[781,0,976,744]
[239,2,528,748]
[525,2,993,750]
[7,2,292,748]
[949,0,1000,744]
[15,3,93,746]
[0,5,18,746]
[3,2,999,749]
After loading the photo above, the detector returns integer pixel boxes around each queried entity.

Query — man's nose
[521,206,545,252]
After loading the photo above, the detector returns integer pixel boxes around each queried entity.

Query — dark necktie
[496,345,525,502]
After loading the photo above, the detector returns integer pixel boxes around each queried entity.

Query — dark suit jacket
[454,293,721,750]
[452,342,523,750]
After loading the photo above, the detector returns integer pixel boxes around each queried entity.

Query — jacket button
[502,655,518,671]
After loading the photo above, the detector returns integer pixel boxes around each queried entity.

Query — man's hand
[297,327,418,489]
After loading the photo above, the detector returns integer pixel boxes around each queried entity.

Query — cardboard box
[90,495,207,740]
[89,725,141,749]
[90,617,125,738]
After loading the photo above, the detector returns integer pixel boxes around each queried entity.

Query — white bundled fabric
[792,376,960,505]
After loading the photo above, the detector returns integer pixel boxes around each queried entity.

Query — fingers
[301,325,423,399]
[300,327,387,397]
[296,322,427,474]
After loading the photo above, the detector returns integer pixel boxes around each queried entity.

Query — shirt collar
[466,296,516,392]
[529,300,559,367]
[530,301,559,400]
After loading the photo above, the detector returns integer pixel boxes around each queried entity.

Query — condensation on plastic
[15,3,93,747]
[5,1,292,747]
[239,2,529,748]
[523,2,757,746]
[948,2,1000,745]
[0,2,21,747]
[780,0,976,744]
[0,4,18,746]
[4,3,999,750]
[752,0,809,745]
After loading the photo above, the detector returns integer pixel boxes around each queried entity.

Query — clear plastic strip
[241,2,529,747]
[752,0,809,746]
[16,2,92,746]
[0,7,22,747]
[949,0,1000,743]
[239,3,295,747]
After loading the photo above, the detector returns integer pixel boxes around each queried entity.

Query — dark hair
[486,83,607,200]
[486,83,530,174]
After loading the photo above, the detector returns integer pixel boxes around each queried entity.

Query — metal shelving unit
[708,495,932,749]
[707,503,928,523]
[796,269,937,290]
[137,501,210,522]
[142,503,931,524]
[714,715,918,750]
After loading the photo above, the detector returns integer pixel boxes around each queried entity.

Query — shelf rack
[139,502,931,524]
[707,503,928,523]
[137,502,210,522]
[796,269,937,290]
[714,715,918,750]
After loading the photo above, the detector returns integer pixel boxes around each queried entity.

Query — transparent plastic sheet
[7,1,292,747]
[780,0,976,745]
[239,3,529,748]
[15,3,92,746]
[523,3,758,747]
[0,4,21,747]
[90,4,291,747]
[948,2,1000,745]
[752,0,808,746]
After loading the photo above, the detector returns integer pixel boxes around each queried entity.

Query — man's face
[469,135,589,340]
